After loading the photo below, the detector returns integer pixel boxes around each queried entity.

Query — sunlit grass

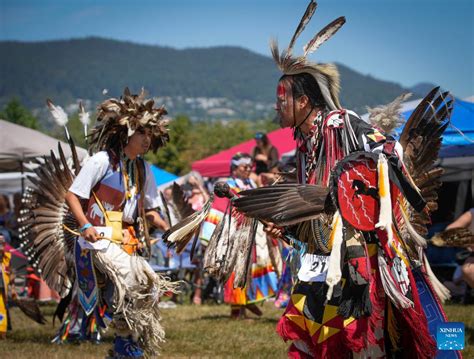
[2,302,472,358]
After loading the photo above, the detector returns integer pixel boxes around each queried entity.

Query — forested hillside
[0,37,423,119]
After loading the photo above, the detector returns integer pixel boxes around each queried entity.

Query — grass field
[2,301,473,358]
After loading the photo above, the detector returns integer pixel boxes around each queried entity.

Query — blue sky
[1,0,473,97]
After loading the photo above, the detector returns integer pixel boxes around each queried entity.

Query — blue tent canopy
[150,165,178,186]
[401,98,474,158]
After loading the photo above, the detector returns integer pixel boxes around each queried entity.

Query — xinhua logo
[437,322,464,350]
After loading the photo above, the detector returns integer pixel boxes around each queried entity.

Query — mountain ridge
[0,37,429,120]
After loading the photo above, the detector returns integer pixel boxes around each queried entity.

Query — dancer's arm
[145,210,170,232]
[65,191,99,242]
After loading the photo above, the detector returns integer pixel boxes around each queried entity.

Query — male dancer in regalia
[233,1,454,357]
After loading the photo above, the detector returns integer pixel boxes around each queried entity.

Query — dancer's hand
[83,226,99,242]
[262,221,282,239]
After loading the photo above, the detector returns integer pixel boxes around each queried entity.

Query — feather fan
[13,297,47,324]
[162,196,213,254]
[431,228,474,248]
[171,182,195,220]
[233,184,329,226]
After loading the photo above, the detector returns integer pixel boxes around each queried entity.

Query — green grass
[2,302,473,358]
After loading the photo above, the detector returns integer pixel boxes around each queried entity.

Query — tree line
[1,99,278,175]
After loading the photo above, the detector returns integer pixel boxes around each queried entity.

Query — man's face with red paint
[274,79,295,128]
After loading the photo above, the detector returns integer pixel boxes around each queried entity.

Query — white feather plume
[367,93,412,134]
[46,99,69,127]
[78,101,90,126]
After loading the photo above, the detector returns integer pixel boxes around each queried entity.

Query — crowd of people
[148,147,293,313]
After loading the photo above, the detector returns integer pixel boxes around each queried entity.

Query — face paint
[275,79,295,128]
[277,82,286,98]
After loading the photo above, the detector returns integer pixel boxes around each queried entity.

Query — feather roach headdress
[271,0,345,111]
[88,87,169,154]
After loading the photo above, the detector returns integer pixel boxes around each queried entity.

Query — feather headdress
[271,0,345,111]
[88,87,169,154]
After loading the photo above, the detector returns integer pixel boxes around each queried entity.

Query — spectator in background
[223,153,278,318]
[251,132,279,175]
[0,234,11,339]
[0,195,15,245]
[187,174,209,211]
[447,208,474,233]
[446,208,474,289]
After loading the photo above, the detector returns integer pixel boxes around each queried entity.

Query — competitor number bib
[298,253,329,282]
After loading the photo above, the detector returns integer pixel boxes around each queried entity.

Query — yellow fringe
[378,157,386,197]
[329,215,339,248]
[390,228,411,269]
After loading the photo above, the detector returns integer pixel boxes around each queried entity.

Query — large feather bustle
[88,87,169,154]
[367,93,412,134]
[163,196,213,254]
[397,87,453,240]
[66,135,82,176]
[19,141,82,298]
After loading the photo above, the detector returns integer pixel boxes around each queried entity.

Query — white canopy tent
[0,172,35,195]
[0,119,88,194]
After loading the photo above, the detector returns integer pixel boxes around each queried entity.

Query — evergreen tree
[146,115,193,175]
[0,98,41,129]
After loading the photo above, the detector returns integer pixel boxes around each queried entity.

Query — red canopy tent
[191,127,296,177]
